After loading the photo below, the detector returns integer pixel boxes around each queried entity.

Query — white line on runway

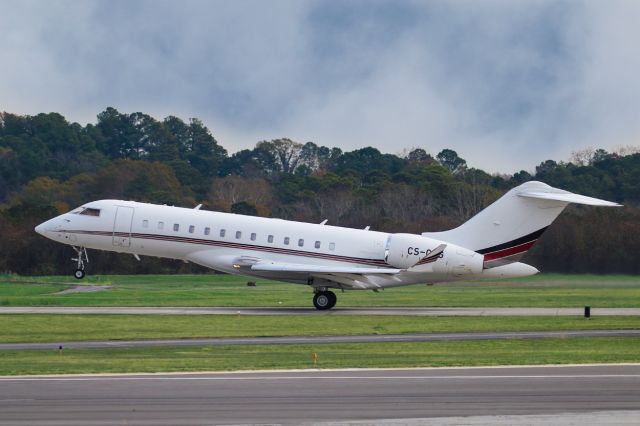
[2,363,638,379]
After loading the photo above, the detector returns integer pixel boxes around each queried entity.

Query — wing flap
[250,262,400,274]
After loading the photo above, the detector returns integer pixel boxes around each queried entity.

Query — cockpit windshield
[70,207,101,217]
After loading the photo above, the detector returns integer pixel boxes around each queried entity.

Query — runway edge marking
[1,363,639,379]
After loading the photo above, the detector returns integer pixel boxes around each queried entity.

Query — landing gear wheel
[326,291,337,307]
[71,246,89,279]
[313,291,337,310]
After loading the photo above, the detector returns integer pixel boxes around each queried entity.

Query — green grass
[1,273,640,307]
[1,338,638,376]
[2,274,637,376]
[1,314,640,343]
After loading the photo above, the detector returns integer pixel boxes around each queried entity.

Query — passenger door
[112,206,134,247]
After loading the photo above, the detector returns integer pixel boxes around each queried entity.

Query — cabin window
[189,225,195,234]
[235,231,242,239]
[267,235,274,243]
[284,237,290,245]
[173,224,180,232]
[329,242,335,251]
[158,221,164,230]
[220,229,226,237]
[298,238,304,247]
[315,241,321,249]
[204,227,210,236]
[250,232,256,241]
[79,207,101,217]
[142,220,149,228]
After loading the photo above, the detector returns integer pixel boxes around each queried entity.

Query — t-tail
[423,181,621,268]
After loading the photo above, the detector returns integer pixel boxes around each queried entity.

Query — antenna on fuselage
[320,219,328,225]
[194,204,202,210]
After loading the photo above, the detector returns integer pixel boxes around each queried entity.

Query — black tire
[74,269,85,280]
[313,291,337,310]
[313,292,331,310]
[326,291,337,308]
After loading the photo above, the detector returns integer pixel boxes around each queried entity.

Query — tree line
[1,109,638,275]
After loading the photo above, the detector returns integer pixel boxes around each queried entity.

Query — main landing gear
[72,246,89,279]
[313,289,337,310]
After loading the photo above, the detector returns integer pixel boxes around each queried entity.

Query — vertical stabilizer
[422,181,620,267]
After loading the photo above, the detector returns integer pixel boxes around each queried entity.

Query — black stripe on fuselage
[60,229,390,268]
[476,227,548,255]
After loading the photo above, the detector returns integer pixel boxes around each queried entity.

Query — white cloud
[1,0,640,173]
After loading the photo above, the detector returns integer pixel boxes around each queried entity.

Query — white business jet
[35,181,619,310]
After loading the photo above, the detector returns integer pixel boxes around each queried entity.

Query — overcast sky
[2,0,639,173]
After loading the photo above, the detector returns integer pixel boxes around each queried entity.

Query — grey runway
[3,306,640,315]
[0,365,639,425]
[2,329,640,351]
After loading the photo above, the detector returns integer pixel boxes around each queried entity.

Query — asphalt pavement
[2,306,640,315]
[2,329,640,351]
[1,365,639,425]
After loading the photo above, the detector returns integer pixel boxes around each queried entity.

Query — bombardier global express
[35,181,619,309]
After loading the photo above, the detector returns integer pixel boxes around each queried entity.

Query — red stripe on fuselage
[482,240,537,261]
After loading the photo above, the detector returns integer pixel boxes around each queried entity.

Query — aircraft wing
[250,261,401,289]
[251,261,401,289]
[250,261,400,274]
[185,251,400,290]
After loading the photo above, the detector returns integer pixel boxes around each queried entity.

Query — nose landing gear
[313,289,337,310]
[72,246,89,279]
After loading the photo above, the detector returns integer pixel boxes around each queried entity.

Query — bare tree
[208,176,274,211]
[256,138,305,174]
[569,148,596,166]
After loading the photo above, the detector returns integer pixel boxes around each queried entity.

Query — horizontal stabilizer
[518,191,621,206]
[251,262,400,274]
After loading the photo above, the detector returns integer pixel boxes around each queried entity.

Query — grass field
[2,273,640,307]
[1,314,639,343]
[1,273,638,375]
[0,338,638,376]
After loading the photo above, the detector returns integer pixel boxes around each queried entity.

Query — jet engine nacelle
[385,232,483,276]
[385,233,445,269]
[432,244,484,277]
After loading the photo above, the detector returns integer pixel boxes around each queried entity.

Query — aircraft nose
[35,218,57,236]
[35,222,46,236]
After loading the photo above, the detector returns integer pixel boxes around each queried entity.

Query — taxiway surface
[2,306,640,315]
[1,365,638,425]
[2,329,640,351]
